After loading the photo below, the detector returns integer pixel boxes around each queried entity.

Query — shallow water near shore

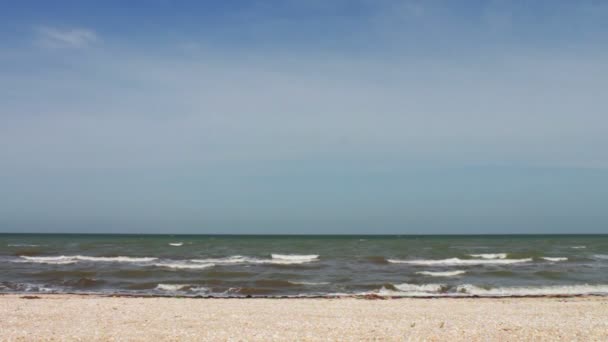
[2,234,608,297]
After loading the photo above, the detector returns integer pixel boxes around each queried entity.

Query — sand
[1,295,607,341]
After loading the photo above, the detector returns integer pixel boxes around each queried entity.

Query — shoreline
[3,291,608,299]
[3,294,607,340]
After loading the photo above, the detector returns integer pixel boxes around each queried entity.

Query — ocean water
[1,234,608,297]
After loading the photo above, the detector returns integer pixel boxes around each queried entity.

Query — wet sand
[1,295,607,341]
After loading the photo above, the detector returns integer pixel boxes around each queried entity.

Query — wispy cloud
[36,26,98,48]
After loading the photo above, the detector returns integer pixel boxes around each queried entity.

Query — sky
[0,0,607,234]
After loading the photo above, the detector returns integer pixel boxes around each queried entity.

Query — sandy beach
[1,295,607,341]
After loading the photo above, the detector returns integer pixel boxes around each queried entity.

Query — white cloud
[36,26,98,48]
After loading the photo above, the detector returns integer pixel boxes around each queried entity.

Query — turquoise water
[1,234,608,297]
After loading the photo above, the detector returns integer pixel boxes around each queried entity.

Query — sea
[2,234,608,298]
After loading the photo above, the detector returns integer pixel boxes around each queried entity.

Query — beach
[2,295,607,341]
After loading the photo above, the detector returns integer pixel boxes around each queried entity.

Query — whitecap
[18,255,157,264]
[191,254,319,265]
[288,281,330,286]
[271,254,319,262]
[169,242,183,247]
[156,284,191,291]
[387,257,532,266]
[469,253,507,259]
[394,283,445,292]
[12,256,77,265]
[189,286,210,293]
[154,262,215,270]
[593,254,608,260]
[75,256,158,263]
[416,270,467,277]
[374,283,446,297]
[7,244,40,247]
[457,284,608,297]
[155,284,210,293]
[541,257,568,262]
[571,246,587,249]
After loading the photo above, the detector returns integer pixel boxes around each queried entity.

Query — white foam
[75,256,158,263]
[469,253,507,259]
[394,283,444,292]
[154,262,215,270]
[457,284,608,297]
[169,242,183,247]
[13,256,77,265]
[271,254,319,262]
[18,255,157,264]
[387,257,532,266]
[571,246,587,249]
[8,244,39,247]
[156,284,190,291]
[189,286,210,293]
[191,254,319,265]
[542,257,568,262]
[155,284,210,293]
[416,270,467,277]
[593,254,608,260]
[288,281,330,286]
[374,283,446,297]
[20,256,71,261]
[190,256,254,265]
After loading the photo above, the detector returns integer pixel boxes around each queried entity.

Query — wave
[457,284,608,297]
[8,244,40,247]
[156,284,190,291]
[271,254,319,262]
[368,283,608,297]
[375,283,446,297]
[13,257,77,265]
[387,257,532,266]
[593,254,608,260]
[191,254,319,265]
[571,246,587,249]
[469,253,507,259]
[18,255,157,264]
[541,257,568,262]
[64,277,103,288]
[169,242,184,247]
[416,270,466,277]
[155,284,210,293]
[75,256,158,263]
[0,282,57,293]
[288,281,330,286]
[394,283,444,292]
[153,262,215,270]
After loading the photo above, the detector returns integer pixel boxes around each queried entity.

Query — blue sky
[1,1,607,234]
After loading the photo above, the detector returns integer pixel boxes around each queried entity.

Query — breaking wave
[155,284,209,293]
[18,255,158,264]
[416,270,466,277]
[387,257,532,266]
[541,257,568,262]
[271,254,319,261]
[191,254,319,265]
[456,284,608,297]
[469,253,507,259]
[368,284,608,297]
[375,283,446,297]
[153,262,215,270]
[288,281,330,286]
